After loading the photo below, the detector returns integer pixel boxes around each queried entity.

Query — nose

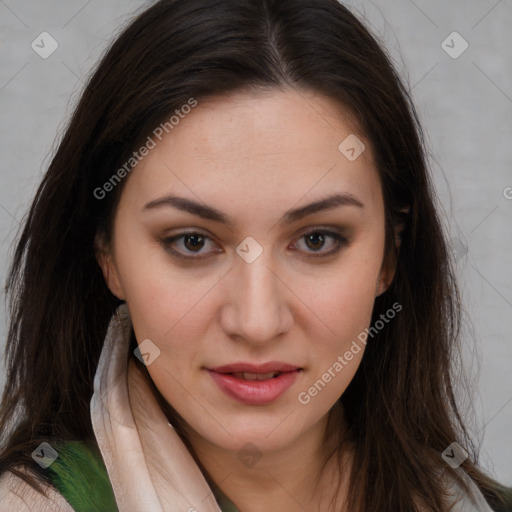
[219,249,293,345]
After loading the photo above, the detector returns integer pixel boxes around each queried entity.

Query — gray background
[0,0,511,483]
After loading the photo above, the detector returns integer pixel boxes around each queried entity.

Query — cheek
[297,249,382,388]
[112,225,217,344]
[300,255,381,339]
[124,273,212,373]
[295,280,375,411]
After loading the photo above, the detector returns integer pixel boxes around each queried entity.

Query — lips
[210,362,301,374]
[231,371,279,380]
[206,362,302,405]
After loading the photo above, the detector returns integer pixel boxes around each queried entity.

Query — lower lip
[207,370,300,405]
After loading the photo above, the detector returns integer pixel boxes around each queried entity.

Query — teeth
[232,371,279,380]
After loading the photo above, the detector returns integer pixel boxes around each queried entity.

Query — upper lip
[208,362,301,374]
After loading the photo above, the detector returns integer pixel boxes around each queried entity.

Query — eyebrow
[143,192,364,226]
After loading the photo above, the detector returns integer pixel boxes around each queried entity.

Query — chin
[189,410,311,455]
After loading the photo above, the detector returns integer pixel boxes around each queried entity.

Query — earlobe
[393,207,409,252]
[94,233,126,300]
[376,212,407,297]
[376,266,394,297]
[376,252,397,297]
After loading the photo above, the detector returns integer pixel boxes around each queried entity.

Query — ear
[376,207,409,297]
[94,232,126,300]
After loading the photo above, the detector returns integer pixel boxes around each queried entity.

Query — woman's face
[98,88,393,455]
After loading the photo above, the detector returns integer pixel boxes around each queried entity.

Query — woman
[0,0,510,510]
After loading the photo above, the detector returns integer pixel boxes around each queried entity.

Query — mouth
[206,362,302,405]
[230,371,282,380]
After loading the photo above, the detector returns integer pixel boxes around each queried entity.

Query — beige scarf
[90,303,223,512]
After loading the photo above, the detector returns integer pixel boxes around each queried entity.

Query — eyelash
[160,229,346,261]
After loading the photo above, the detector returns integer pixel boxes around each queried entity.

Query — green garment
[46,440,118,512]
[212,485,240,512]
[490,486,512,512]
[46,440,239,512]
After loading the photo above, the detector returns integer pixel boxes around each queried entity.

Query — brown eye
[161,231,220,259]
[293,230,346,257]
[305,232,326,251]
[183,233,205,252]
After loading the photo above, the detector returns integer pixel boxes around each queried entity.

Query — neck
[185,402,351,512]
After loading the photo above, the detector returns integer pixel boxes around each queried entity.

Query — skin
[96,87,396,511]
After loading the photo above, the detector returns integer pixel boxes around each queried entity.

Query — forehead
[121,88,383,221]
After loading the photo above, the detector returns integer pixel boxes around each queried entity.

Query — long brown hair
[0,0,509,510]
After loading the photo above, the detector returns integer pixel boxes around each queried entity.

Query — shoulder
[0,440,117,512]
[445,472,507,512]
[0,466,74,512]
